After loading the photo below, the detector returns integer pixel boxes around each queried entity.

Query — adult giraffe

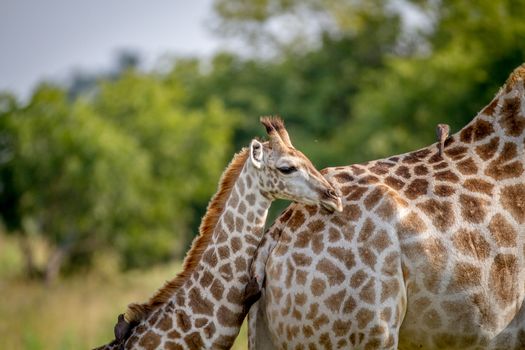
[93,117,342,350]
[250,64,525,349]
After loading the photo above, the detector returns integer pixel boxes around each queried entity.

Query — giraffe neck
[164,160,272,348]
[201,161,271,285]
[128,161,271,349]
[207,162,271,345]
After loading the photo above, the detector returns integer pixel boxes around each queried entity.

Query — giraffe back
[258,65,525,349]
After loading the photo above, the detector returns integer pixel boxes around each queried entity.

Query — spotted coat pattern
[93,117,342,350]
[251,64,525,349]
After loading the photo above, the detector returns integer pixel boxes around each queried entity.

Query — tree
[0,71,237,282]
[330,0,525,162]
[1,85,154,281]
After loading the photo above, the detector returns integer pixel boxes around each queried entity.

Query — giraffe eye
[277,166,297,174]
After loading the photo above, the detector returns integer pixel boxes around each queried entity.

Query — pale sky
[0,0,222,99]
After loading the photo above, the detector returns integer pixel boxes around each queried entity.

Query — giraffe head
[250,116,343,212]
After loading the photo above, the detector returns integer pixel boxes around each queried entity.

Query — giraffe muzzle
[321,188,343,213]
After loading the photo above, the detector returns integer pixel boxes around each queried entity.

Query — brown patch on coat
[165,341,184,350]
[404,178,429,199]
[475,137,499,160]
[308,219,325,234]
[434,170,460,183]
[184,332,204,349]
[444,145,469,160]
[217,305,243,327]
[397,212,427,239]
[317,258,345,286]
[490,254,519,307]
[369,162,391,175]
[359,279,376,304]
[364,186,389,210]
[328,227,342,242]
[356,309,375,329]
[350,270,367,289]
[343,185,368,200]
[139,331,161,349]
[500,184,525,223]
[333,320,352,337]
[175,310,192,332]
[395,166,411,179]
[342,204,362,221]
[292,252,312,266]
[499,97,525,137]
[288,210,306,231]
[156,314,173,331]
[380,278,400,303]
[334,172,354,183]
[433,162,448,171]
[359,175,380,185]
[375,198,396,221]
[384,176,405,190]
[311,278,326,297]
[358,218,376,242]
[403,149,432,164]
[452,228,491,260]
[457,158,478,175]
[210,277,225,300]
[371,230,392,252]
[462,179,494,195]
[488,214,517,247]
[359,246,377,269]
[417,199,454,232]
[460,119,494,143]
[327,247,355,270]
[313,315,330,331]
[414,164,429,175]
[485,142,524,180]
[324,290,346,312]
[459,194,488,224]
[447,262,482,292]
[434,184,456,197]
[350,165,366,176]
[482,97,500,116]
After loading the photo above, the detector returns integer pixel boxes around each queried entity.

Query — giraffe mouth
[321,196,343,213]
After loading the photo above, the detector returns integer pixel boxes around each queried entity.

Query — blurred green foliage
[0,0,524,281]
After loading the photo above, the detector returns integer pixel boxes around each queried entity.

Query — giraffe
[93,116,343,350]
[249,63,525,349]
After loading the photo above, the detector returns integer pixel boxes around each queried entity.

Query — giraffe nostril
[326,189,337,198]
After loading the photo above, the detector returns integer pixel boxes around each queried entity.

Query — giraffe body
[93,117,342,350]
[251,64,525,349]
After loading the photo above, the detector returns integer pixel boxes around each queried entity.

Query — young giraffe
[250,63,525,349]
[93,116,342,350]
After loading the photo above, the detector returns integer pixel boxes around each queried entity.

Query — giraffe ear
[250,139,264,169]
